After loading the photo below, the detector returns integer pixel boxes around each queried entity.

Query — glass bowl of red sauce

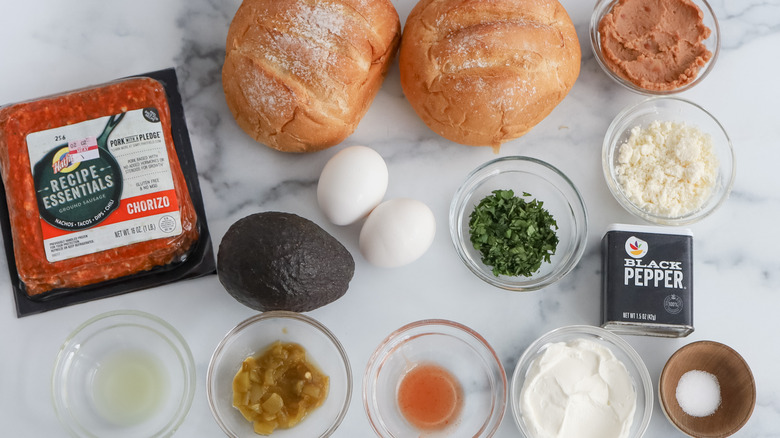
[363,319,507,437]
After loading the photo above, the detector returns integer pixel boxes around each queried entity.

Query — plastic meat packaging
[0,68,215,316]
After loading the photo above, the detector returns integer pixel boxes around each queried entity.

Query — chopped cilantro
[468,189,559,277]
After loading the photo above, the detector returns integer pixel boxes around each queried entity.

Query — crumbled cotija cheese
[615,120,718,217]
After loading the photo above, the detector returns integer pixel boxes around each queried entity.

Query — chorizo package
[0,68,215,316]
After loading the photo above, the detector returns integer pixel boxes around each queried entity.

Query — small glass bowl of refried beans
[590,0,720,95]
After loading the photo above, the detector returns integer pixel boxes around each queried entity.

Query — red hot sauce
[397,363,463,430]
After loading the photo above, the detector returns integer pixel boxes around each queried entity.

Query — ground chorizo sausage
[0,77,199,296]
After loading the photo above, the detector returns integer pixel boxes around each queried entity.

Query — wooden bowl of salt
[659,341,755,437]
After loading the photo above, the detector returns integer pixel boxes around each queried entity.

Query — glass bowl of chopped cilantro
[450,156,588,291]
[602,97,735,225]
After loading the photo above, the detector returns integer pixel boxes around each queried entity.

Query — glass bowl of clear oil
[52,310,196,437]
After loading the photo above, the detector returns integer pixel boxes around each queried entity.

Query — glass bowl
[590,0,720,95]
[659,341,756,437]
[602,97,735,225]
[450,156,588,291]
[207,311,352,438]
[511,325,653,438]
[51,310,196,438]
[363,319,506,437]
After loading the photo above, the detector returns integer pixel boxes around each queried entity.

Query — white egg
[359,198,436,268]
[317,145,388,226]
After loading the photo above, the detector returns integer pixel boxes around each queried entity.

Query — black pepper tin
[601,224,693,337]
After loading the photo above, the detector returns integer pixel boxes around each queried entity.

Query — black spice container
[601,224,693,337]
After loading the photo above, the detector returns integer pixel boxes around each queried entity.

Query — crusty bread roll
[399,0,580,150]
[223,0,400,153]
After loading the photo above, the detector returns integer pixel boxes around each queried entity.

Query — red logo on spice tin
[625,237,648,259]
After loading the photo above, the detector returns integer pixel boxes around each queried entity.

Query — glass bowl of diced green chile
[449,157,588,291]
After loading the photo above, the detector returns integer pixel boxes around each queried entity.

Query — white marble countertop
[1,0,778,437]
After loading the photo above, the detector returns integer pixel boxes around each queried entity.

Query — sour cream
[520,338,636,438]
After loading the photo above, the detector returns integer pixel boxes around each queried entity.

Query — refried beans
[599,0,713,91]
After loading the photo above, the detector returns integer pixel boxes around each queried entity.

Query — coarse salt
[675,370,721,417]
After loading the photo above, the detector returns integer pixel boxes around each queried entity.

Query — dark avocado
[217,212,355,312]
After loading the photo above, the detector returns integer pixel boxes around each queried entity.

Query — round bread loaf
[399,0,580,149]
[223,0,400,153]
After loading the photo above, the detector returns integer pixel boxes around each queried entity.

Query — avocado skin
[218,212,355,312]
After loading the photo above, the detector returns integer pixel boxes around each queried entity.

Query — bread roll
[399,0,580,150]
[223,0,400,153]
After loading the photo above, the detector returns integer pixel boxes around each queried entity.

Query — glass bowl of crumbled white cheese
[602,97,735,225]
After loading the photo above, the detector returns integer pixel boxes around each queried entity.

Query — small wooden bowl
[659,341,756,437]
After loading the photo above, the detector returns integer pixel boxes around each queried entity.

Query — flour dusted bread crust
[399,0,580,149]
[223,0,400,153]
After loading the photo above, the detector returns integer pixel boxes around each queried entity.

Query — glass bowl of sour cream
[603,97,735,226]
[52,310,196,438]
[510,325,653,438]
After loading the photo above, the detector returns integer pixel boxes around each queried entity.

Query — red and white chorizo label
[26,107,182,262]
